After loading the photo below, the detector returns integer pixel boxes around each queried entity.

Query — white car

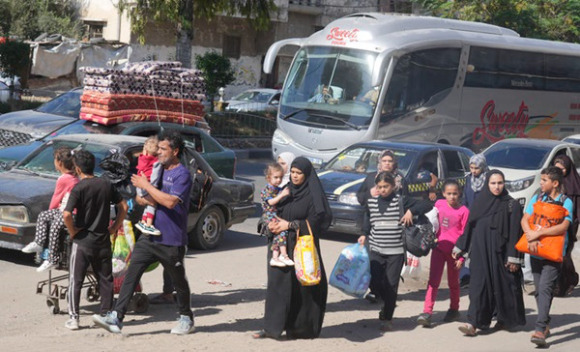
[483,138,580,208]
[225,88,281,113]
[563,134,580,145]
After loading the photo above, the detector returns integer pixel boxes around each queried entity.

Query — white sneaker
[22,242,43,253]
[279,255,295,266]
[269,258,285,267]
[37,260,57,272]
[65,318,79,330]
[170,315,195,335]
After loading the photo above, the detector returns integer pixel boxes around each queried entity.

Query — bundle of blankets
[80,61,206,126]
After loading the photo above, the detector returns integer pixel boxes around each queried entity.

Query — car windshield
[16,140,117,176]
[232,91,272,102]
[484,143,553,170]
[322,146,417,176]
[35,89,82,118]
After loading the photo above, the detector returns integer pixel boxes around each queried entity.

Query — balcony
[288,0,323,15]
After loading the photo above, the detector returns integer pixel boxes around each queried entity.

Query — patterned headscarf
[469,153,488,192]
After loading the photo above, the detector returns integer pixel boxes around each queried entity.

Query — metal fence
[206,111,277,139]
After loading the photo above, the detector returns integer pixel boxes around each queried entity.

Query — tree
[195,51,235,111]
[413,0,580,43]
[0,1,11,36]
[117,0,276,68]
[7,0,82,40]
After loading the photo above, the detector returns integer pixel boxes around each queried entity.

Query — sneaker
[37,260,57,273]
[92,311,122,334]
[458,323,476,336]
[417,313,432,327]
[170,315,195,335]
[379,320,393,332]
[135,222,161,236]
[278,255,295,266]
[65,318,79,330]
[443,309,460,322]
[531,330,547,346]
[269,258,285,267]
[22,242,43,254]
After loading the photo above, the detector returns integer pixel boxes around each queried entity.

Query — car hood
[318,169,366,195]
[0,109,76,139]
[0,171,56,216]
[488,166,538,181]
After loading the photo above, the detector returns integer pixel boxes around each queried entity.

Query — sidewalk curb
[233,148,272,160]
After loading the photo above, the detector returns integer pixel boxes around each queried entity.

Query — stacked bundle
[80,61,206,126]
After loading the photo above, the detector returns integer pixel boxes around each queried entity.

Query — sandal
[252,330,268,339]
[458,324,476,336]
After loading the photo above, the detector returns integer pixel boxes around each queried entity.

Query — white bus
[263,13,580,165]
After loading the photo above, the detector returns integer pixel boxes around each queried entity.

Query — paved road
[0,158,579,351]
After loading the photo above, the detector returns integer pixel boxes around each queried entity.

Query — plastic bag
[425,207,439,234]
[111,220,158,277]
[329,243,371,297]
[400,253,422,279]
[294,221,321,286]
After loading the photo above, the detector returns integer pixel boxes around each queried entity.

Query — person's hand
[505,262,520,273]
[269,216,289,234]
[428,191,437,201]
[454,259,463,270]
[528,240,540,253]
[400,209,413,226]
[370,186,379,197]
[525,230,541,242]
[358,235,366,246]
[108,224,120,235]
[279,187,290,198]
[131,173,150,189]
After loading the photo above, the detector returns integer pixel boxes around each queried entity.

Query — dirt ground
[1,220,579,352]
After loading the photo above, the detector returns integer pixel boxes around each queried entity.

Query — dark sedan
[318,140,474,234]
[0,134,255,251]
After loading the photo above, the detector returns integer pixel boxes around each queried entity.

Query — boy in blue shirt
[522,166,573,347]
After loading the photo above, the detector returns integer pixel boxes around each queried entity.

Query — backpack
[189,158,213,212]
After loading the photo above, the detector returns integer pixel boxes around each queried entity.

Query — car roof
[351,139,472,153]
[52,133,146,147]
[487,138,572,148]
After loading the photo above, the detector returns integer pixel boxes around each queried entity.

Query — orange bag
[515,199,568,262]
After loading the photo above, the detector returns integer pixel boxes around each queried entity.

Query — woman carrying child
[522,166,573,346]
[260,163,292,267]
[455,170,526,336]
[358,171,432,332]
[22,146,79,272]
[417,180,469,327]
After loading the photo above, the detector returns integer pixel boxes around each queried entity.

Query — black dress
[455,170,526,329]
[263,157,332,339]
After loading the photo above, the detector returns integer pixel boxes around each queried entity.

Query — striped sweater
[367,195,405,255]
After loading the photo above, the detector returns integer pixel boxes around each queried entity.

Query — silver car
[225,88,281,113]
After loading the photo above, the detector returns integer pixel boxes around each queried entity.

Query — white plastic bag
[425,207,439,235]
[400,253,422,280]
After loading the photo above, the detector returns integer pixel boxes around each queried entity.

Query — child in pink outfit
[417,180,469,327]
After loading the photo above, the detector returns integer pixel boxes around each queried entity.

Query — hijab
[554,155,580,196]
[278,151,295,187]
[469,153,488,193]
[280,157,332,231]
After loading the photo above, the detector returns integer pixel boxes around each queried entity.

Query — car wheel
[190,205,225,250]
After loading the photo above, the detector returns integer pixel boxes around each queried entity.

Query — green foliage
[0,39,30,80]
[413,0,580,42]
[8,0,82,40]
[117,0,277,45]
[195,51,235,98]
[0,1,11,36]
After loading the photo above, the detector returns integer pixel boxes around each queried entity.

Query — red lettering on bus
[472,100,530,145]
[326,27,359,43]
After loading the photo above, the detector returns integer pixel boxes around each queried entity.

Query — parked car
[0,88,82,147]
[562,134,580,145]
[483,138,580,208]
[318,140,474,234]
[0,134,255,251]
[225,88,281,113]
[0,120,236,178]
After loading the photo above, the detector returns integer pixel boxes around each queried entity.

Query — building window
[83,20,106,39]
[223,35,241,59]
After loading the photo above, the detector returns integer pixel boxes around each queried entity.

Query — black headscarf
[279,157,332,231]
[467,169,514,250]
[554,155,580,196]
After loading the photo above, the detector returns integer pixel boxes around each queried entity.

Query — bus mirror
[263,38,303,74]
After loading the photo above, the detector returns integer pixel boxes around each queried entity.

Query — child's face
[356,164,367,173]
[376,180,394,198]
[268,170,284,187]
[54,159,63,173]
[470,164,483,177]
[379,156,395,172]
[443,185,460,207]
[540,174,558,194]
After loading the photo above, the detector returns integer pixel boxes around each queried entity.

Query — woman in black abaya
[454,170,526,335]
[253,157,332,339]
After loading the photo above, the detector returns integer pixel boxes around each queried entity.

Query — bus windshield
[280,46,379,130]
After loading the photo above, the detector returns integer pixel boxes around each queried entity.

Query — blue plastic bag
[329,243,371,298]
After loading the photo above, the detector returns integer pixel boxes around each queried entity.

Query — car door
[441,149,471,187]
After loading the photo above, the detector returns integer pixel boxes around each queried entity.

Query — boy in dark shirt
[63,150,128,330]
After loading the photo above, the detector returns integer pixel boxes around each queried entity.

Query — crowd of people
[22,134,579,346]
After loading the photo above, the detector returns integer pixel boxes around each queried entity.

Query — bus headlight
[272,129,292,146]
[505,176,535,192]
[0,205,29,223]
[338,192,359,205]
